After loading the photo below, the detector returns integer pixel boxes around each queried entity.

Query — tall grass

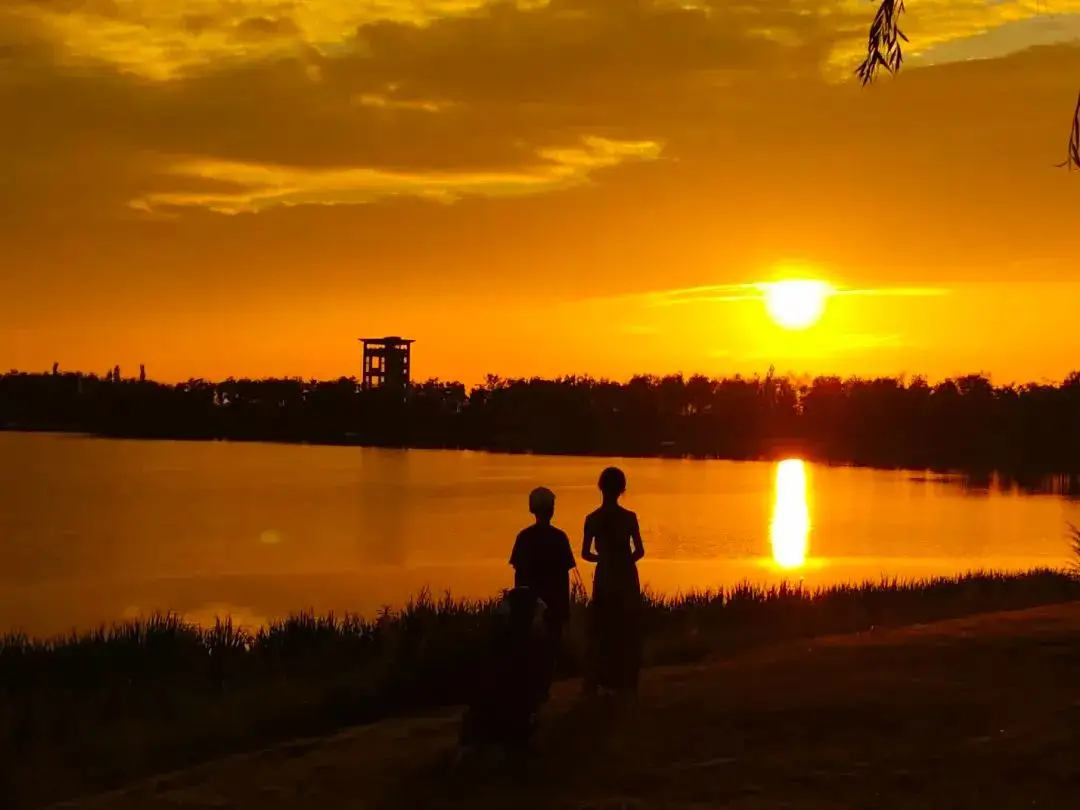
[3,569,1080,806]
[1070,523,1080,573]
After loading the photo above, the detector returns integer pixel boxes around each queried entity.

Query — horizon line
[6,365,1078,389]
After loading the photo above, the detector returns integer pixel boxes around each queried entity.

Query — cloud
[911,12,1080,67]
[131,135,663,214]
[7,0,1080,387]
[576,283,949,309]
[826,0,1080,75]
[830,286,950,299]
[14,0,1078,84]
[354,90,455,112]
[10,0,495,80]
[3,0,1080,289]
[2,0,1073,218]
[5,0,835,224]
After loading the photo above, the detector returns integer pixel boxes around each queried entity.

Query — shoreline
[2,555,1070,641]
[56,600,1080,810]
[4,569,1080,806]
[4,565,1077,640]
[5,425,1080,480]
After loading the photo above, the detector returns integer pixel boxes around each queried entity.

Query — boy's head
[528,486,556,522]
[598,466,627,499]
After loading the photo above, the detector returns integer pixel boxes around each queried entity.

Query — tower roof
[358,336,415,344]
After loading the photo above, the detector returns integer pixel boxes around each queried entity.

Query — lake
[1,431,1077,636]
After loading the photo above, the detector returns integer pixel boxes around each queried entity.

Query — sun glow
[770,459,810,570]
[762,280,832,330]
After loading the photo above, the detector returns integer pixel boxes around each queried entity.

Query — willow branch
[1053,91,1080,170]
[856,0,908,85]
[857,1,1078,172]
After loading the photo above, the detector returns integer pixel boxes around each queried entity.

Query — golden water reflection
[770,459,810,570]
[6,432,1080,637]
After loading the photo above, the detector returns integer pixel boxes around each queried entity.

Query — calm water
[1,432,1077,636]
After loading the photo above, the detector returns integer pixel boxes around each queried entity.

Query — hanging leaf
[1055,92,1080,171]
[856,0,907,86]
[857,1,1077,171]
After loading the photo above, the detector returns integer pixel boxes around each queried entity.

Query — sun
[762,280,832,330]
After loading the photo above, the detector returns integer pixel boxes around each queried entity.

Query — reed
[1069,523,1080,574]
[3,569,1080,806]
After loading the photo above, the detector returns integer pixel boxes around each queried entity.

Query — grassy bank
[3,568,1080,807]
[62,601,1080,810]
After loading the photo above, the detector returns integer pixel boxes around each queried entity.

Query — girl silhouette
[580,466,645,695]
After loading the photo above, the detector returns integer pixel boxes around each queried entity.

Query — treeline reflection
[956,470,1080,499]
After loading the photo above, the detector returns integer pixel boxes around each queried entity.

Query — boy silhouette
[509,487,577,690]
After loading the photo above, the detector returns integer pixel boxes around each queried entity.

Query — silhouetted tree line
[4,367,1080,472]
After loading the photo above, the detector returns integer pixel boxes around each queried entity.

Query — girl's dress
[585,505,643,692]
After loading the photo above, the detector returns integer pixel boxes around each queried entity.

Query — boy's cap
[528,486,556,514]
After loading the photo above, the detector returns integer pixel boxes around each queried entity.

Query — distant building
[359,336,414,393]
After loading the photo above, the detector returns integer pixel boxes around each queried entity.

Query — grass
[3,567,1080,807]
[60,601,1080,810]
[1070,523,1080,573]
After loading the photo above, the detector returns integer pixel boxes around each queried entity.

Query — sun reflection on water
[770,459,810,570]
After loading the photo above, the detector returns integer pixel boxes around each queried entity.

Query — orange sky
[2,1,1080,386]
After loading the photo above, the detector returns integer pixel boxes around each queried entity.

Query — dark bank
[4,568,1080,807]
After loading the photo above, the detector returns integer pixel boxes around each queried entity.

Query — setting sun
[762,280,832,331]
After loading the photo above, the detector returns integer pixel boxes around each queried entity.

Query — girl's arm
[581,517,599,563]
[630,513,645,562]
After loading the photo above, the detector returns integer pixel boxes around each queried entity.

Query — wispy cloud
[826,0,1080,77]
[832,286,949,299]
[14,0,495,80]
[353,92,456,113]
[131,136,664,214]
[574,282,948,309]
[910,14,1080,68]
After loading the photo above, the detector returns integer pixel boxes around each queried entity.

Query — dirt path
[56,602,1080,810]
